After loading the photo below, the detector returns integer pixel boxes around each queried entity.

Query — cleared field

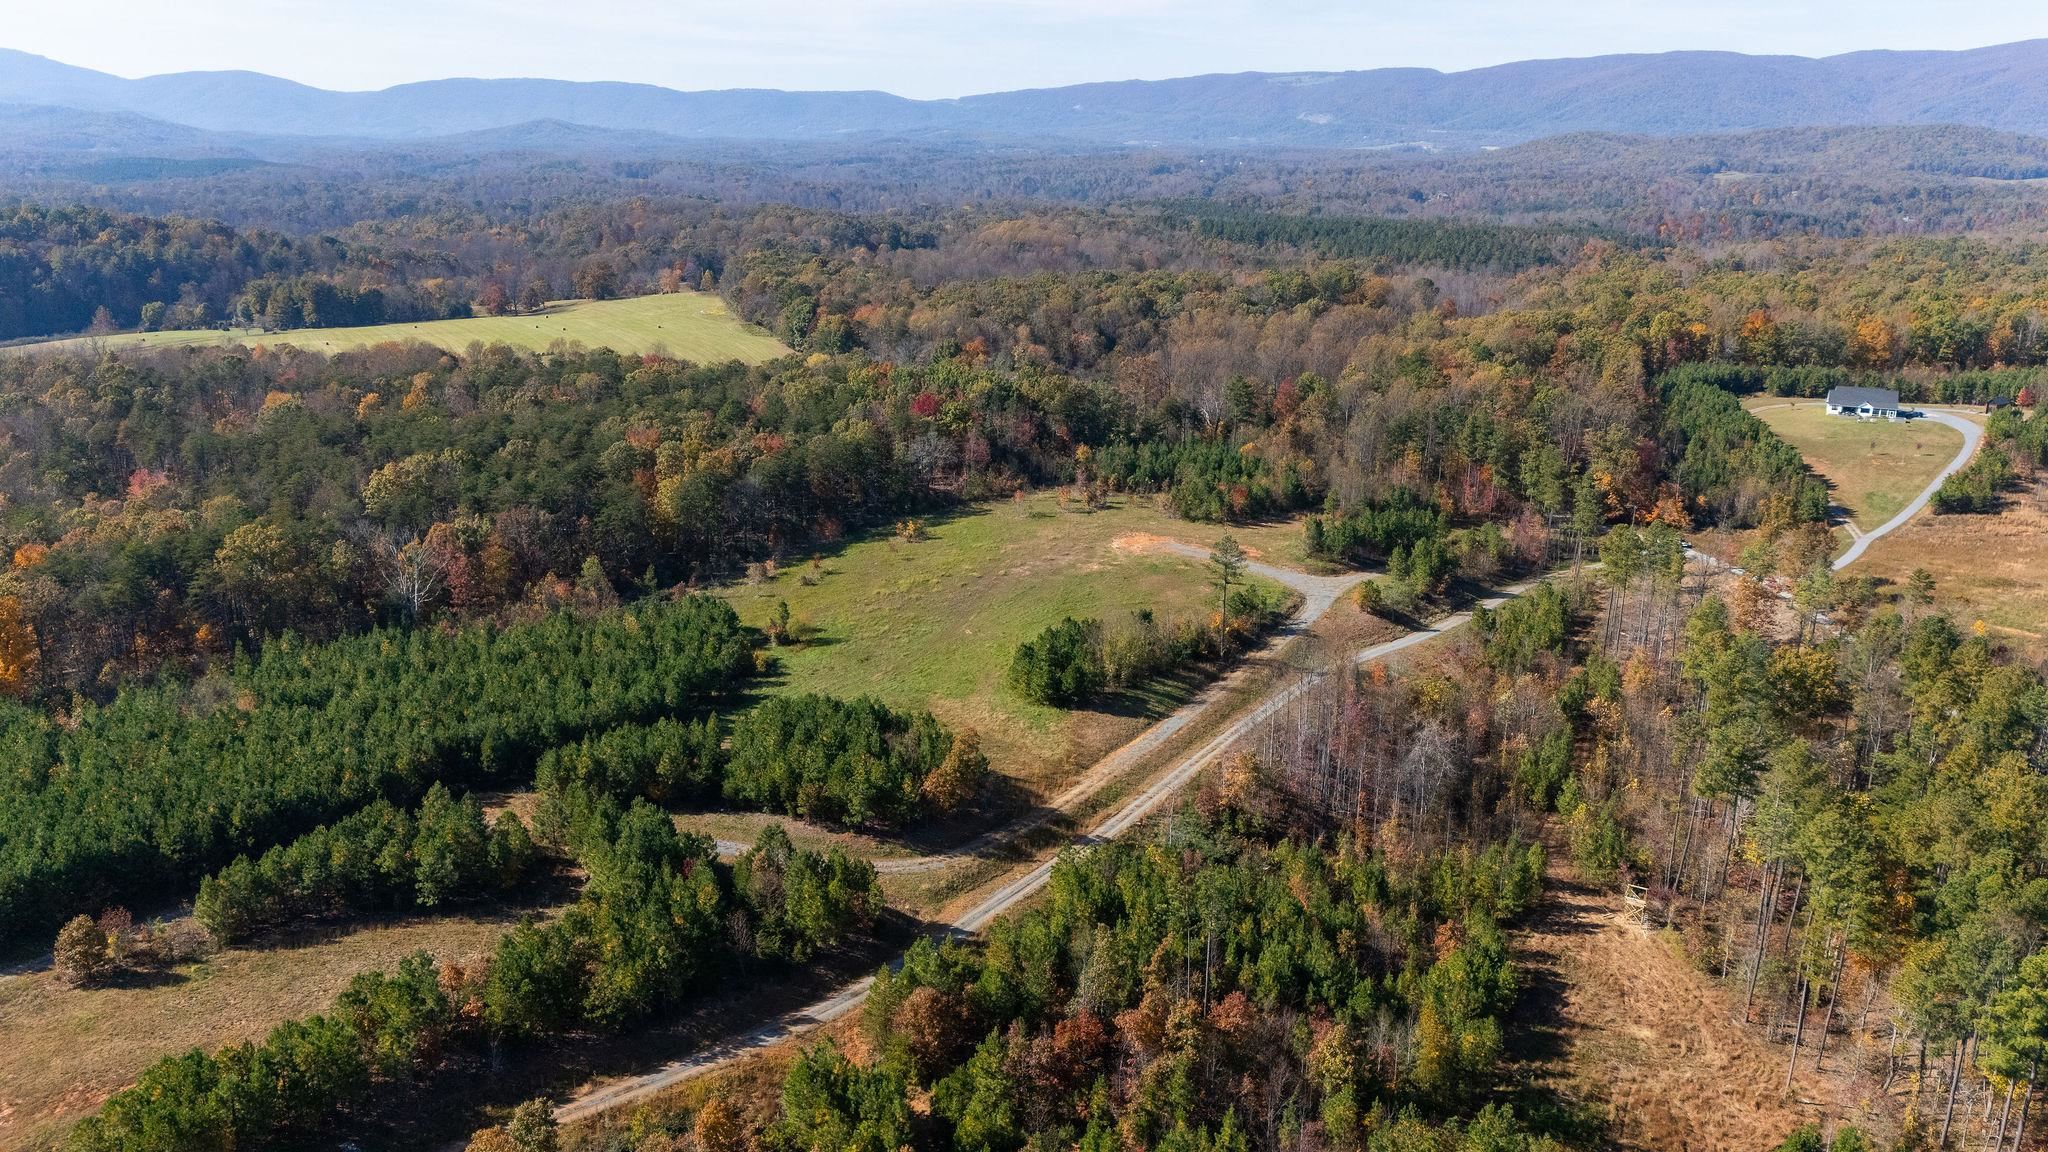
[1513,870,1895,1151]
[1859,479,2048,657]
[11,292,792,364]
[1747,399,1963,529]
[715,493,1296,796]
[0,907,543,1151]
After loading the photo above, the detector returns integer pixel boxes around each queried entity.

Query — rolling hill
[9,41,2048,148]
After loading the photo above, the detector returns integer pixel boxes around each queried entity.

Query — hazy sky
[11,0,2048,99]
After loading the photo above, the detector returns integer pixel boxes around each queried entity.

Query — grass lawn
[1746,399,1963,529]
[0,907,546,1151]
[10,292,791,364]
[714,493,1299,798]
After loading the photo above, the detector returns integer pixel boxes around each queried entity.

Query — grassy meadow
[11,292,791,364]
[716,493,1297,795]
[1859,480,2048,657]
[0,908,545,1151]
[1747,398,1964,529]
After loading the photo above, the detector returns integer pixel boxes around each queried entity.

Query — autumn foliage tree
[0,596,36,698]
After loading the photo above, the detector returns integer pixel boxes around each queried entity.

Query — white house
[1824,385,1901,420]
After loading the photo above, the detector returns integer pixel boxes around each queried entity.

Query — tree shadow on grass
[1500,875,1619,1148]
[895,772,1070,863]
[1093,663,1212,722]
[709,500,990,587]
[97,965,190,991]
[237,871,578,958]
[323,912,934,1151]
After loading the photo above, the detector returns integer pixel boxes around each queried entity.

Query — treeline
[67,806,878,1152]
[1658,367,1830,529]
[0,202,475,341]
[533,716,724,807]
[1932,447,2013,513]
[1678,362,2047,406]
[0,594,752,943]
[0,202,307,340]
[1008,596,1279,709]
[1310,489,1558,614]
[193,786,534,944]
[1935,400,2048,513]
[1092,438,1313,523]
[526,698,985,836]
[231,274,398,330]
[721,694,980,830]
[1307,487,1463,608]
[487,797,875,1039]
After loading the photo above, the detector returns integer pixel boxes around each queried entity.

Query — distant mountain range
[6,40,2048,149]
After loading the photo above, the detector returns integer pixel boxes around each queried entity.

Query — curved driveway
[1831,409,1981,571]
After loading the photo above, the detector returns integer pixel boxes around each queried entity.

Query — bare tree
[373,531,449,623]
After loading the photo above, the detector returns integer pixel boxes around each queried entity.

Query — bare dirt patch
[1112,531,1267,560]
[1513,872,1890,1151]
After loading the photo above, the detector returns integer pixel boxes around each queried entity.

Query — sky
[10,0,2048,99]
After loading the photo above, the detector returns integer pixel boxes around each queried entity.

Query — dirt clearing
[1512,872,1890,1151]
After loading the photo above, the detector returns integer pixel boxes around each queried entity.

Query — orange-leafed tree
[1849,315,1900,369]
[0,595,39,698]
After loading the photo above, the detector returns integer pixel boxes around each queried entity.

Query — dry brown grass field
[1513,870,1896,1152]
[1858,477,2048,656]
[0,909,546,1151]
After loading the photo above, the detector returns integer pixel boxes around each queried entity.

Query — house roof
[1826,385,1900,410]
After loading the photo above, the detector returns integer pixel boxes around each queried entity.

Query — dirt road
[557,560,1569,1123]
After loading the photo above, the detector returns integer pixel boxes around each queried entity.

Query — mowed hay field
[13,292,792,363]
[0,909,539,1151]
[716,493,1299,796]
[1747,398,1963,529]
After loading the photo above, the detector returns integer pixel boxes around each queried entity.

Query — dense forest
[0,202,478,341]
[13,120,2048,239]
[817,811,1552,1152]
[0,594,753,939]
[1536,552,2048,1152]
